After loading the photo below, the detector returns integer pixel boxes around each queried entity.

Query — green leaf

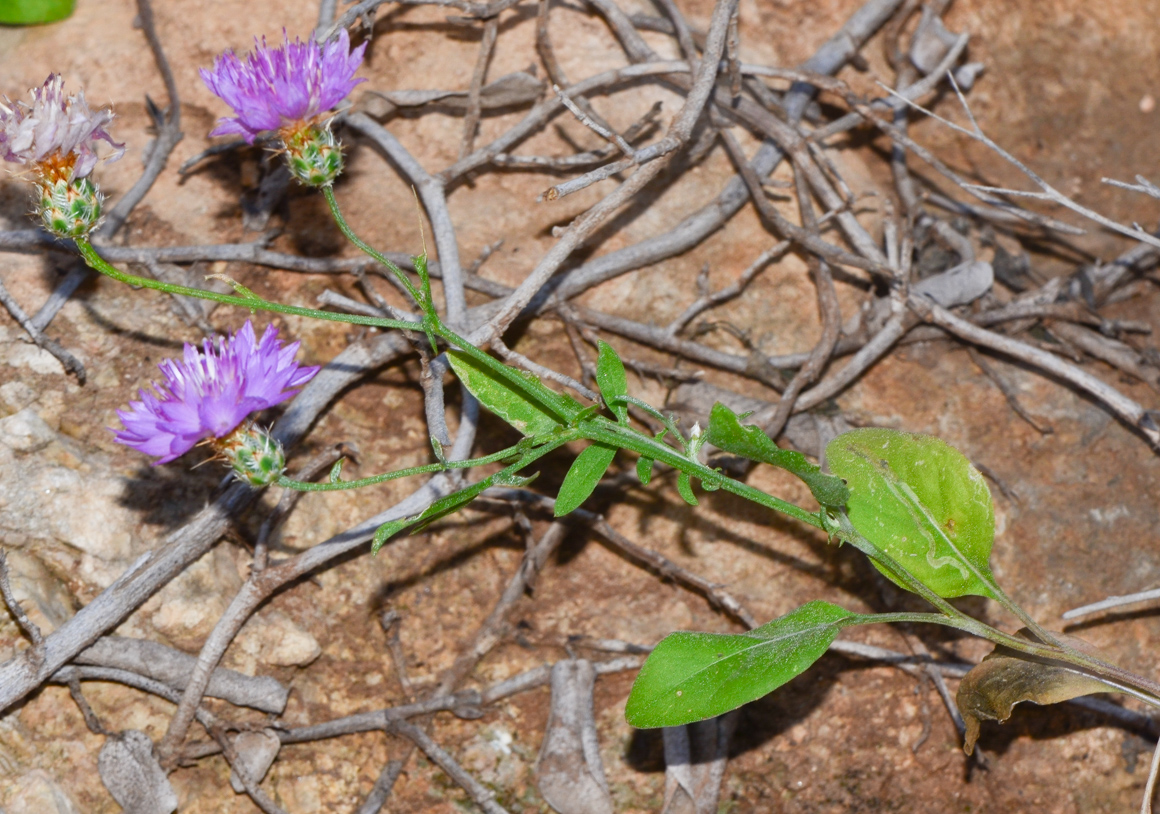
[636,456,654,485]
[706,403,849,508]
[676,472,698,506]
[448,350,566,437]
[626,601,854,728]
[0,0,74,24]
[371,516,416,554]
[329,458,345,483]
[826,428,997,599]
[555,443,617,516]
[596,341,628,423]
[412,476,496,532]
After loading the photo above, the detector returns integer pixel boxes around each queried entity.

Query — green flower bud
[283,123,343,188]
[38,176,103,238]
[217,423,285,487]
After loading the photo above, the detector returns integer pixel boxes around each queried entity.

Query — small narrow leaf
[371,516,417,554]
[430,436,447,466]
[676,472,698,506]
[328,458,345,484]
[206,273,262,301]
[636,456,654,485]
[957,630,1117,754]
[626,601,855,728]
[555,443,617,516]
[448,350,567,437]
[826,428,997,599]
[412,476,496,532]
[596,341,628,423]
[706,403,849,507]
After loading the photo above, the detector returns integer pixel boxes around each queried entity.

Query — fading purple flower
[114,321,319,465]
[0,74,124,181]
[200,29,366,143]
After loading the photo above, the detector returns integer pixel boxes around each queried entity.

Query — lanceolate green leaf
[596,341,629,423]
[555,443,617,516]
[626,601,855,728]
[371,516,416,554]
[826,428,997,599]
[706,403,849,508]
[447,349,568,437]
[0,0,74,24]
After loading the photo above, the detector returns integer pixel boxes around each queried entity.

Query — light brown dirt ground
[2,0,1160,811]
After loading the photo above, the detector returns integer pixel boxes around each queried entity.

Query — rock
[5,769,82,814]
[149,546,239,645]
[0,408,56,453]
[97,730,178,814]
[228,729,281,793]
[4,343,66,376]
[2,550,74,633]
[234,610,321,670]
[0,381,36,415]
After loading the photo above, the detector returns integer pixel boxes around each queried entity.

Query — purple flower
[114,321,319,464]
[200,29,366,143]
[0,74,124,181]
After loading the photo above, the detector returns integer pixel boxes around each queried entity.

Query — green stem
[986,581,1065,649]
[276,444,532,491]
[430,321,587,426]
[74,238,420,332]
[842,611,1160,708]
[581,418,826,531]
[322,186,424,304]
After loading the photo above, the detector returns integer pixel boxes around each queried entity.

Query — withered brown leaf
[956,629,1117,754]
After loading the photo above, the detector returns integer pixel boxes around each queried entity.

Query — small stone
[1141,94,1156,114]
[0,380,37,414]
[5,343,66,376]
[235,610,321,668]
[0,407,57,452]
[3,550,74,633]
[6,769,82,814]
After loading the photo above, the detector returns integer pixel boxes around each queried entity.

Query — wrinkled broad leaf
[447,350,570,437]
[536,660,613,814]
[0,0,74,24]
[957,629,1116,754]
[596,341,629,424]
[706,403,849,508]
[826,428,996,599]
[662,714,737,814]
[228,729,281,794]
[555,443,617,516]
[626,601,854,728]
[98,730,178,814]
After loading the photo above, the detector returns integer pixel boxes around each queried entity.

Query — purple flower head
[0,74,124,181]
[200,29,366,143]
[114,321,319,464]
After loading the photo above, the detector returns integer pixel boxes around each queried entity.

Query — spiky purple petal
[200,29,366,143]
[114,320,320,464]
[0,74,124,179]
